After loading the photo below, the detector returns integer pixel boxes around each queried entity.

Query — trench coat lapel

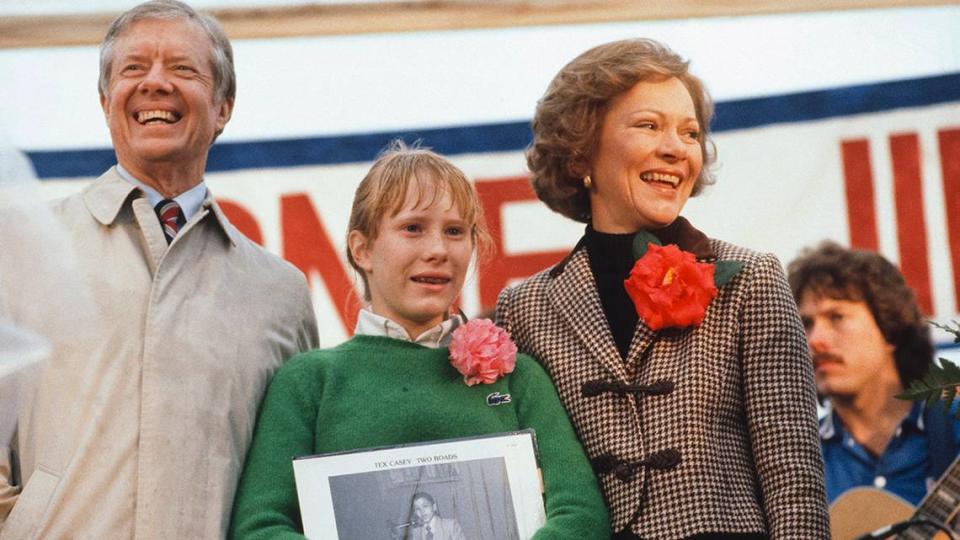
[547,248,630,382]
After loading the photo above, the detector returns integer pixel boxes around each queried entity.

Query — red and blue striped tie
[155,199,185,244]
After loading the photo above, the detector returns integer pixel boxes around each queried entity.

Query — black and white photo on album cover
[292,430,545,539]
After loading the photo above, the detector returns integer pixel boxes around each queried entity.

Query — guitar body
[830,488,914,539]
[829,487,951,540]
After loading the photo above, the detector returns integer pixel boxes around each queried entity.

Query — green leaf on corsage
[631,230,662,260]
[713,260,744,287]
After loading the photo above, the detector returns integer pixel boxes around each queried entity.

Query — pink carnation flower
[449,319,517,386]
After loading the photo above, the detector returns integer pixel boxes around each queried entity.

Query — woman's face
[349,181,473,339]
[586,77,703,233]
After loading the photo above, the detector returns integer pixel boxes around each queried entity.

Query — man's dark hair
[787,241,933,386]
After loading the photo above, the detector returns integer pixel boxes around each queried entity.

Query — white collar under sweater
[353,308,463,349]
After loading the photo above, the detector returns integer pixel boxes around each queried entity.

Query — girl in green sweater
[230,142,609,539]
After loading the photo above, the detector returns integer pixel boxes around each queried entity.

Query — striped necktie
[155,199,186,244]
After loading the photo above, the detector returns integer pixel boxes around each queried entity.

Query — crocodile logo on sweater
[486,392,511,406]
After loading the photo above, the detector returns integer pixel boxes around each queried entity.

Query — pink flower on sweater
[449,319,517,386]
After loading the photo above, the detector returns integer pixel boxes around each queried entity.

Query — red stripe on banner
[218,199,264,245]
[939,128,960,310]
[475,177,567,312]
[281,193,360,333]
[890,133,933,314]
[841,139,879,251]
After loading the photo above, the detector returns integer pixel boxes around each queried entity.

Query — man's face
[100,18,232,173]
[413,497,436,524]
[797,292,899,399]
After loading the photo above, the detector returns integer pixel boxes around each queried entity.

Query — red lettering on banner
[939,128,960,308]
[890,133,932,314]
[475,177,567,311]
[841,139,880,251]
[281,193,360,332]
[216,199,264,246]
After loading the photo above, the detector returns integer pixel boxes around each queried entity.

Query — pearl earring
[583,175,592,189]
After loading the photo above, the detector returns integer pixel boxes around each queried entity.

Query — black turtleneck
[584,226,639,359]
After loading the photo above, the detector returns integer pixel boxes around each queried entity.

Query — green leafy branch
[896,320,960,418]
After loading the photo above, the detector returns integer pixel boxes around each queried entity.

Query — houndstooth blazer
[496,232,830,539]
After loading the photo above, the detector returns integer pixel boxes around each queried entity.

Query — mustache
[812,352,842,364]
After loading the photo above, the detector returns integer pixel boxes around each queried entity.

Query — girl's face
[349,181,473,339]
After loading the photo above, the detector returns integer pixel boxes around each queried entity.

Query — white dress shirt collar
[116,163,207,221]
[354,308,463,349]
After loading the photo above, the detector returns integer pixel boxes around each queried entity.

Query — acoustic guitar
[829,455,960,539]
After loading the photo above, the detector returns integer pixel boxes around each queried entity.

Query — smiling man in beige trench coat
[0,1,318,537]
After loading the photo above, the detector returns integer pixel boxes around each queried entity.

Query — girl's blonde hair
[346,140,492,300]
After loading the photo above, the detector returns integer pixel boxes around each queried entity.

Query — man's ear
[216,97,234,133]
[100,92,109,121]
[347,230,373,273]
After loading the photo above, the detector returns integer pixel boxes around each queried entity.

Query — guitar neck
[899,454,960,540]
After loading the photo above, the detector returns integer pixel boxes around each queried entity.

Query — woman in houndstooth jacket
[496,39,830,539]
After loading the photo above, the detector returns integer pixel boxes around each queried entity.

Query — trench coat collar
[83,166,239,247]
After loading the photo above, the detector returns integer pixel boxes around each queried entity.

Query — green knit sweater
[230,335,609,539]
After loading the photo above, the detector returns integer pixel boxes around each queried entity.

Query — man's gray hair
[98,0,236,104]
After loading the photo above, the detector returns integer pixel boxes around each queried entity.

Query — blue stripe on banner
[714,71,960,131]
[205,122,534,173]
[30,148,119,180]
[26,71,960,179]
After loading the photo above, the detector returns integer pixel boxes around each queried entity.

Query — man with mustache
[787,241,958,507]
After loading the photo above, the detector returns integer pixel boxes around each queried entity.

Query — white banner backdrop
[3,5,960,348]
[31,98,960,347]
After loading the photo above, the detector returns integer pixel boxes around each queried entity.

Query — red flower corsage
[624,231,742,331]
[449,319,517,386]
